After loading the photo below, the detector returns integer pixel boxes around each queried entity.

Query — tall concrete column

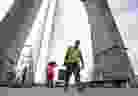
[87,0,131,80]
[87,0,125,56]
[0,0,42,83]
[0,0,42,58]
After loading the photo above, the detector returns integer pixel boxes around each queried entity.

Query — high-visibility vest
[64,47,81,64]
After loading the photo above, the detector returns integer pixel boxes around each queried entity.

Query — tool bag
[58,69,66,80]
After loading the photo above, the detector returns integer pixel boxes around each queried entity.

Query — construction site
[0,0,138,93]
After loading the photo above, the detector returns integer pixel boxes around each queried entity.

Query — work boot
[64,86,69,92]
[64,82,69,92]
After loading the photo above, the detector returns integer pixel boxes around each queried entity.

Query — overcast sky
[0,0,14,22]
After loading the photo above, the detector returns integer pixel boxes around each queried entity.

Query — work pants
[64,63,80,87]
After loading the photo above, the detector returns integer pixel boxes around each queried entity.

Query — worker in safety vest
[64,40,84,90]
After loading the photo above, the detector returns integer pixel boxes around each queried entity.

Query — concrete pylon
[87,0,132,81]
[87,0,124,55]
[0,0,42,83]
[34,0,57,85]
[0,0,42,57]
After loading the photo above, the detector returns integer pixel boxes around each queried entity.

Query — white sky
[0,0,14,22]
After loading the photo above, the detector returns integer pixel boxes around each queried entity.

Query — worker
[64,40,84,91]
